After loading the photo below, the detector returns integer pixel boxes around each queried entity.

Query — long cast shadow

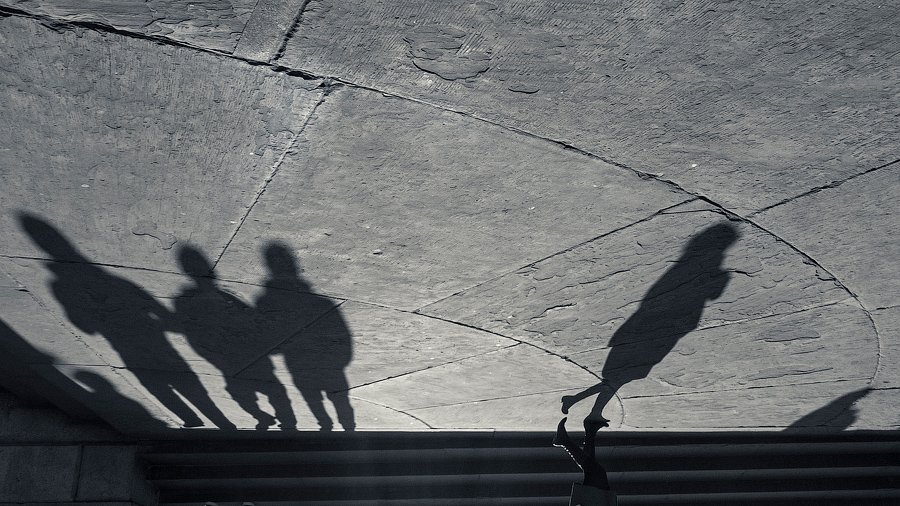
[562,222,740,425]
[174,245,298,430]
[18,214,235,429]
[255,242,355,431]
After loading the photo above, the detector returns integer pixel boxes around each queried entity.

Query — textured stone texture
[0,3,896,433]
[422,203,858,358]
[0,446,80,501]
[279,0,899,215]
[1,0,258,52]
[215,85,688,309]
[873,306,900,387]
[0,16,323,271]
[754,166,900,310]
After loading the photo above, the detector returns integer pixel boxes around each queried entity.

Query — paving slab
[348,343,597,412]
[215,84,689,309]
[278,0,899,215]
[0,0,258,52]
[408,386,621,431]
[0,15,323,271]
[753,166,899,311]
[421,203,856,359]
[623,379,875,430]
[239,300,514,390]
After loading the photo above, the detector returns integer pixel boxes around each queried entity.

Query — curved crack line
[347,395,434,429]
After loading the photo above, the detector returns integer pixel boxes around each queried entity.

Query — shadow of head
[263,241,311,289]
[17,212,84,261]
[177,244,216,278]
[684,222,740,258]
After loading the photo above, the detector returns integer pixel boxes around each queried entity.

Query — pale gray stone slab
[279,0,898,215]
[621,380,873,430]
[215,85,689,309]
[348,343,597,413]
[422,204,853,360]
[873,306,900,387]
[0,16,323,271]
[238,300,514,389]
[753,167,900,311]
[568,300,875,398]
[407,386,621,430]
[1,0,257,52]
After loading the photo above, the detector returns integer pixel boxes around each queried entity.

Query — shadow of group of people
[15,213,355,431]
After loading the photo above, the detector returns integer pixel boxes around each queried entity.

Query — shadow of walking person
[255,242,355,431]
[174,245,296,430]
[562,222,740,426]
[18,213,235,429]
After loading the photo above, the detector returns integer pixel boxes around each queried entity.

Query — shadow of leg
[300,388,334,431]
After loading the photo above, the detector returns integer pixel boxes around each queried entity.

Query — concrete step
[144,432,900,505]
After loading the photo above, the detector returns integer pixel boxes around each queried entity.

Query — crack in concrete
[415,198,697,311]
[345,343,522,392]
[739,215,883,385]
[269,0,313,64]
[231,0,264,52]
[748,158,900,218]
[569,299,858,357]
[400,385,596,412]
[409,311,602,382]
[231,300,346,377]
[211,85,330,271]
[618,377,871,401]
[347,395,434,429]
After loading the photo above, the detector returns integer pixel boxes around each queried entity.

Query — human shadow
[255,242,355,431]
[174,245,297,430]
[561,222,740,425]
[0,317,167,429]
[18,214,235,429]
[785,388,871,432]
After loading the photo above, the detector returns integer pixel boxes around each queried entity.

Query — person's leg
[553,417,587,468]
[299,388,334,431]
[171,374,237,430]
[261,380,297,430]
[582,418,610,490]
[225,380,276,430]
[138,375,204,427]
[561,381,606,414]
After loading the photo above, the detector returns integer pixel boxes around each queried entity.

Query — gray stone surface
[278,0,899,215]
[215,84,689,309]
[76,445,138,501]
[422,203,857,359]
[753,166,900,310]
[0,15,323,271]
[873,306,900,387]
[0,3,896,432]
[0,445,80,501]
[1,0,257,52]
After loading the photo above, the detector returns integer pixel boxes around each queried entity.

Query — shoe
[552,417,571,447]
[584,416,610,434]
[561,395,576,414]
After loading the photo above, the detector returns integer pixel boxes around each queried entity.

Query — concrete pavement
[0,0,897,433]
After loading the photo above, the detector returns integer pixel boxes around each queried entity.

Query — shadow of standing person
[18,213,235,429]
[174,245,296,430]
[562,222,739,425]
[255,242,355,431]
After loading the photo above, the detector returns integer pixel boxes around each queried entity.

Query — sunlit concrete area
[0,0,898,504]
